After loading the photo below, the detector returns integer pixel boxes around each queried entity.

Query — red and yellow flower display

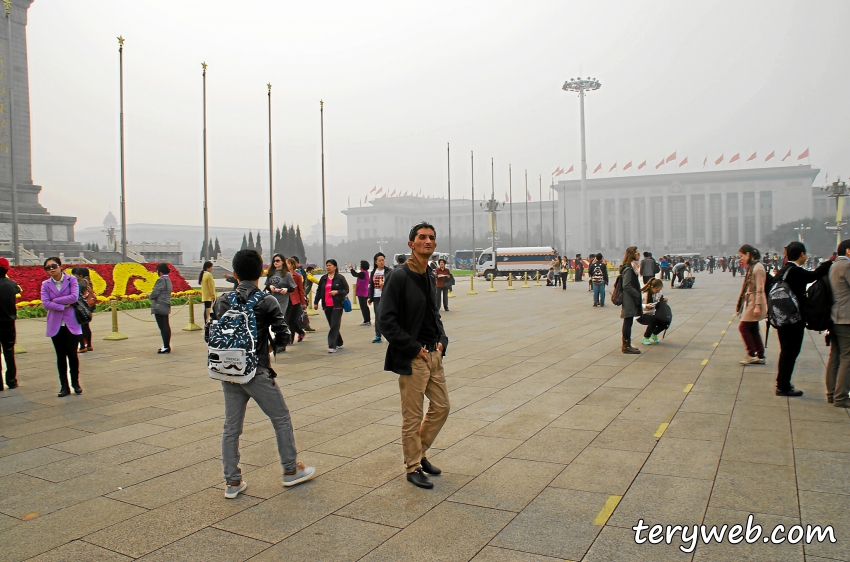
[11,263,195,308]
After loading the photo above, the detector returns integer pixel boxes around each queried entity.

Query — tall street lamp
[562,76,601,253]
[447,142,452,266]
[320,101,327,265]
[824,177,849,247]
[793,223,811,243]
[480,158,504,262]
[117,37,128,260]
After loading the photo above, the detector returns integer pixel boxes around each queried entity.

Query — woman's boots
[622,337,641,354]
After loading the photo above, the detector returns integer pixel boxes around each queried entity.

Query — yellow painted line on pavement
[110,357,137,363]
[22,513,38,520]
[593,495,623,526]
[654,422,669,437]
[701,359,708,366]
[683,384,694,393]
[713,342,719,347]
[721,330,726,335]
[728,320,733,325]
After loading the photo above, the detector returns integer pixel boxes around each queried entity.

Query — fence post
[487,273,497,292]
[534,271,542,286]
[306,289,319,315]
[506,273,515,290]
[522,271,531,288]
[467,275,478,295]
[103,300,128,340]
[182,294,202,331]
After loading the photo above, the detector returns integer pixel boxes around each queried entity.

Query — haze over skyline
[27,0,848,236]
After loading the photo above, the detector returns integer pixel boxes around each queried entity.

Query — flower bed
[11,262,198,319]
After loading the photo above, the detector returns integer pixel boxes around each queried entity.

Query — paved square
[1,273,847,561]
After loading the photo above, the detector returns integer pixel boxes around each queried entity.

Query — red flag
[715,154,723,165]
[781,149,791,161]
[623,161,632,170]
[593,163,601,173]
[552,167,560,175]
[565,165,574,174]
[390,189,396,196]
[747,152,756,161]
[798,148,809,160]
[679,157,688,167]
[637,160,646,170]
[363,195,367,203]
[526,190,531,201]
[765,151,775,162]
[504,192,509,203]
[376,187,383,194]
[380,192,387,198]
[609,162,617,172]
[666,151,677,163]
[655,159,664,169]
[729,153,740,163]
[370,186,376,193]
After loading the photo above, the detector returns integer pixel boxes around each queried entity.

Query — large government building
[344,164,829,256]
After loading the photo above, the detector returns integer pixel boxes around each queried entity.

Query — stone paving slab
[1,272,848,560]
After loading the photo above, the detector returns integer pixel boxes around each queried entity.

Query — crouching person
[210,249,315,499]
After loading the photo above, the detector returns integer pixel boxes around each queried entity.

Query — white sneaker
[740,356,760,365]
[755,357,766,364]
[283,462,316,487]
[328,347,337,354]
[224,481,247,499]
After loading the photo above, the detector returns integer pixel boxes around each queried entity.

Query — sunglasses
[44,263,59,270]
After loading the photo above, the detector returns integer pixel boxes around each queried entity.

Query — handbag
[343,297,352,313]
[655,299,673,324]
[72,299,92,324]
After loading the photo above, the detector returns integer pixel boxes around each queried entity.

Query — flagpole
[201,61,208,261]
[538,174,543,245]
[5,2,17,265]
[551,177,556,249]
[470,151,475,267]
[447,142,452,266]
[490,158,496,257]
[508,164,513,246]
[320,100,327,266]
[525,169,529,246]
[118,38,129,261]
[267,83,273,263]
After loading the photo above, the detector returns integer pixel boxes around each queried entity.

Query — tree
[200,239,206,260]
[256,232,263,260]
[280,223,290,256]
[248,232,255,250]
[763,218,837,258]
[294,225,306,261]
[214,237,221,258]
[240,234,248,251]
[208,239,215,260]
[274,227,281,255]
[288,224,297,257]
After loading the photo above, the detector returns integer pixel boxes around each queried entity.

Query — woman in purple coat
[40,256,83,397]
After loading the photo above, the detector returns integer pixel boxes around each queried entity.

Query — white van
[476,246,558,278]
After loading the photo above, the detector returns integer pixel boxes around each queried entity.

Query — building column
[738,189,745,246]
[663,195,671,249]
[645,196,652,249]
[685,193,694,249]
[600,200,608,250]
[629,197,637,244]
[705,193,713,249]
[721,192,728,246]
[754,191,761,244]
[614,198,623,250]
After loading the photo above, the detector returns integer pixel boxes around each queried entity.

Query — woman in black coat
[619,246,642,354]
[313,259,350,353]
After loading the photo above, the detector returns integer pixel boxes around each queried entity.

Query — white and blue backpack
[207,290,265,384]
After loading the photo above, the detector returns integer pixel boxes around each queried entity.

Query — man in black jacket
[0,257,21,389]
[380,221,449,489]
[775,241,832,397]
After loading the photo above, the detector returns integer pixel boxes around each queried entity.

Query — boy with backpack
[209,249,315,499]
[590,254,608,307]
[771,241,832,397]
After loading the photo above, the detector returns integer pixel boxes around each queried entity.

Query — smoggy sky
[27,0,849,235]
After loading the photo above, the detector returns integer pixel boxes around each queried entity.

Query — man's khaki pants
[398,350,450,473]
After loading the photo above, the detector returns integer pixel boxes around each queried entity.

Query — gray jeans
[826,325,850,403]
[221,368,297,483]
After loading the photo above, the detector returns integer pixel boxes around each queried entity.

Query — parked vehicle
[475,246,558,278]
[454,249,483,270]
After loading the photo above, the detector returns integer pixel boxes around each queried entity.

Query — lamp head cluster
[823,177,848,198]
[562,77,601,93]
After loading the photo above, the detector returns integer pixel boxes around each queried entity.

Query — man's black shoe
[406,468,433,489]
[73,386,83,395]
[57,388,71,397]
[420,457,441,475]
[776,387,804,397]
[5,381,17,389]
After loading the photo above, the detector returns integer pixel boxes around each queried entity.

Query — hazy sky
[26,0,849,236]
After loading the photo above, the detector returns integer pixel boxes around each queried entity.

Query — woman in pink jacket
[736,244,767,365]
[40,256,83,397]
